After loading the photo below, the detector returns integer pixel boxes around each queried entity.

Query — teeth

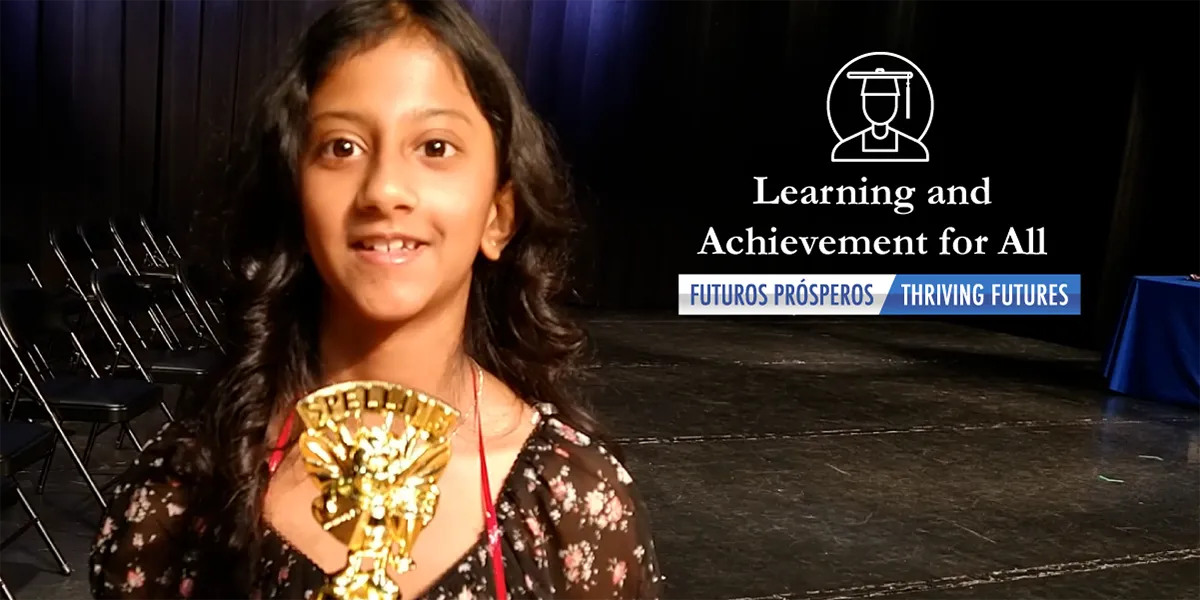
[367,240,418,252]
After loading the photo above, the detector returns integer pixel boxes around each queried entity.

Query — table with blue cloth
[1105,275,1200,406]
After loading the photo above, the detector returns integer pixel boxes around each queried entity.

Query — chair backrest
[110,216,143,243]
[109,217,159,273]
[49,226,93,263]
[78,221,119,253]
[91,268,157,317]
[0,283,94,380]
[140,214,184,262]
[90,268,185,353]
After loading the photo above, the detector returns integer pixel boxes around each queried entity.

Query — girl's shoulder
[503,403,664,598]
[524,402,638,489]
[90,419,221,598]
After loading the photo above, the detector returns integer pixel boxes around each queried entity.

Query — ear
[480,182,516,261]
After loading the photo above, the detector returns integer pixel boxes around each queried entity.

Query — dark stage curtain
[0,0,657,296]
[2,0,1196,348]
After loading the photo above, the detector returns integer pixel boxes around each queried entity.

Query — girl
[89,1,661,598]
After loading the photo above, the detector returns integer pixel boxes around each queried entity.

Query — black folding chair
[91,269,221,414]
[110,215,167,273]
[133,213,230,324]
[47,226,119,351]
[0,421,72,579]
[51,223,182,348]
[176,261,228,327]
[91,220,225,350]
[1,285,164,508]
[104,220,224,352]
[2,234,104,350]
[118,211,182,267]
[78,222,197,348]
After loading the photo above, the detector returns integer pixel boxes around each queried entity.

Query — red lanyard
[267,414,292,474]
[474,374,507,600]
[267,377,506,598]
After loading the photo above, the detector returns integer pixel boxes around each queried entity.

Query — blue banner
[879,274,1081,315]
[676,274,1082,315]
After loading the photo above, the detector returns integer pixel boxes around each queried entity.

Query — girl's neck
[317,296,474,411]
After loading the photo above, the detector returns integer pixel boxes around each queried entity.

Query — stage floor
[3,317,1198,599]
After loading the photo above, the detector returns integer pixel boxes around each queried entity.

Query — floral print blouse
[89,403,662,599]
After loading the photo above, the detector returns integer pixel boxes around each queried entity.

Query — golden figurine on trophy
[293,380,460,600]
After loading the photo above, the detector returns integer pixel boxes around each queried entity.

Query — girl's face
[299,31,512,325]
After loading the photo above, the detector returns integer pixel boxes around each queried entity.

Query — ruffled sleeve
[504,408,664,599]
[89,421,211,599]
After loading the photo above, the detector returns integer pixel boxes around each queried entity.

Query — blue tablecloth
[1105,276,1200,406]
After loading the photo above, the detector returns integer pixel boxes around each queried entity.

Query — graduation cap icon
[828,54,931,163]
[848,68,914,119]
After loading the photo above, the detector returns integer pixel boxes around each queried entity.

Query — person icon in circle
[832,67,929,162]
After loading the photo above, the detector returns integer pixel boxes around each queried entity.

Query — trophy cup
[294,380,460,600]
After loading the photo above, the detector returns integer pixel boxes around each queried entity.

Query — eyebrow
[410,107,473,126]
[310,107,474,128]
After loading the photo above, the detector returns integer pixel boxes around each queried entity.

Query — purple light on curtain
[577,1,642,125]
[517,0,567,113]
[462,0,646,142]
[283,0,651,133]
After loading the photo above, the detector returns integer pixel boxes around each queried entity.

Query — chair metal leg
[3,320,105,508]
[121,423,144,452]
[205,300,222,325]
[166,291,203,343]
[20,409,103,508]
[12,484,71,575]
[36,445,55,495]
[92,299,174,424]
[178,284,224,352]
[55,260,118,351]
[153,301,186,349]
[0,575,15,600]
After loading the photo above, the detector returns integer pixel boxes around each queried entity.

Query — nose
[356,153,417,214]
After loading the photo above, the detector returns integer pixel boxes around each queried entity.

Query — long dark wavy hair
[179,0,596,592]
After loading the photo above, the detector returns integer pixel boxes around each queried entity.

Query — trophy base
[313,583,400,600]
[313,565,403,600]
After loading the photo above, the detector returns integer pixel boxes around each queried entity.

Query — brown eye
[318,138,361,161]
[330,139,357,158]
[421,139,457,158]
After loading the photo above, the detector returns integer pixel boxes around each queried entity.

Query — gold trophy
[294,381,459,600]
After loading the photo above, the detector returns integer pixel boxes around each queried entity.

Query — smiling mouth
[351,239,428,265]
